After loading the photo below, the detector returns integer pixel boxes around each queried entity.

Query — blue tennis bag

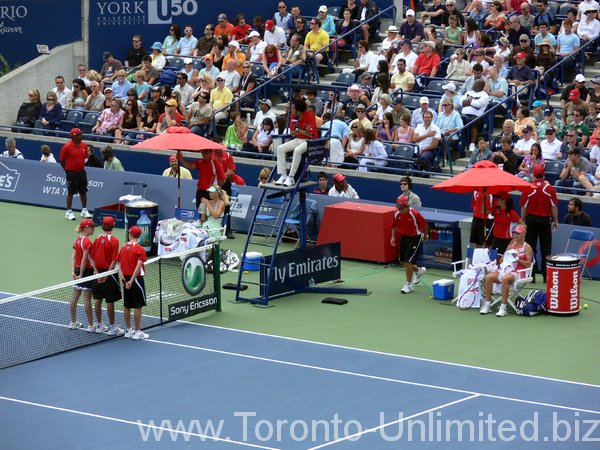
[158,67,178,87]
[515,290,547,316]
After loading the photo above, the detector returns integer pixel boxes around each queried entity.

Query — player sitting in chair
[275,98,318,187]
[480,224,533,317]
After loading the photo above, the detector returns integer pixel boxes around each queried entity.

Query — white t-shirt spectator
[460,90,490,117]
[541,138,563,160]
[391,51,418,73]
[264,27,287,47]
[249,40,268,63]
[414,122,442,151]
[1,149,24,159]
[514,137,536,156]
[329,184,360,198]
[589,144,600,163]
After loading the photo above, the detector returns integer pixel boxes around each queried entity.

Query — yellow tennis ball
[583,303,589,309]
[244,271,249,274]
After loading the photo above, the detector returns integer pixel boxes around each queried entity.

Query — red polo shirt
[73,235,92,269]
[520,180,557,216]
[391,208,427,237]
[118,241,147,277]
[492,207,521,239]
[472,192,494,220]
[91,233,120,270]
[413,52,441,76]
[60,141,87,171]
[193,158,225,190]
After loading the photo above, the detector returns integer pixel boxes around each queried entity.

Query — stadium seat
[401,95,422,111]
[544,160,564,185]
[331,72,355,87]
[193,58,204,71]
[79,112,99,134]
[168,57,185,70]
[328,6,341,18]
[559,3,575,15]
[251,63,266,81]
[60,110,84,131]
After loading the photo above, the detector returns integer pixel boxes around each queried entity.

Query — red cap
[333,173,346,182]
[265,19,275,31]
[494,191,510,200]
[70,127,82,137]
[79,218,96,229]
[396,196,409,208]
[129,225,142,238]
[169,155,177,161]
[516,52,526,59]
[533,164,545,178]
[101,216,115,227]
[569,89,580,99]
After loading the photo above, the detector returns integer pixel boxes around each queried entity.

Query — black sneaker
[226,229,234,239]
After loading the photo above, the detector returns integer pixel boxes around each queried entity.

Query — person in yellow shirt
[162,155,193,179]
[222,40,246,75]
[210,74,233,122]
[304,17,330,78]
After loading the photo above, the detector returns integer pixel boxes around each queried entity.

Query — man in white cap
[411,40,440,77]
[400,9,424,43]
[254,98,277,128]
[223,40,246,75]
[380,25,400,51]
[247,30,267,63]
[421,0,446,27]
[411,97,437,128]
[560,74,588,108]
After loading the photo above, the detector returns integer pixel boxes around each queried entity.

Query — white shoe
[283,176,295,187]
[132,330,149,340]
[124,328,135,339]
[95,323,108,334]
[85,324,95,333]
[107,325,126,336]
[480,301,491,315]
[65,211,76,221]
[413,267,426,285]
[400,282,414,294]
[69,321,83,329]
[496,306,508,317]
[275,174,287,185]
[81,209,92,218]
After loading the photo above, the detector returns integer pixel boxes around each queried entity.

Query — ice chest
[433,279,455,300]
[93,203,125,228]
[243,252,263,271]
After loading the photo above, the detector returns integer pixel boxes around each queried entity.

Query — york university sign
[94,0,198,26]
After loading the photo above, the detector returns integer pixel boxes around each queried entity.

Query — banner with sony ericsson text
[0,0,82,67]
[88,0,393,69]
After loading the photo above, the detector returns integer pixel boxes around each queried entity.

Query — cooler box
[93,203,125,228]
[433,279,455,300]
[243,252,263,271]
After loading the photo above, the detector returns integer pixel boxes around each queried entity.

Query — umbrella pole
[177,150,181,209]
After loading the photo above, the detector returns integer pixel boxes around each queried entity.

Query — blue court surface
[1,297,600,449]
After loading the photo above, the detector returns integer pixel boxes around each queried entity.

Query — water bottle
[137,210,152,252]
[246,112,251,125]
[309,277,316,288]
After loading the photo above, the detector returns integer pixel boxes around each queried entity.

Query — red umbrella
[131,126,226,207]
[432,160,532,194]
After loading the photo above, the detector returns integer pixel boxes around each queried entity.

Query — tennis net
[0,243,222,370]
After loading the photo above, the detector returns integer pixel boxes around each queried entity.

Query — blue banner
[0,0,81,67]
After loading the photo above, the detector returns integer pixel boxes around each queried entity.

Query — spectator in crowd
[491,119,519,152]
[187,91,212,137]
[537,105,563,140]
[140,56,160,85]
[443,14,463,45]
[304,17,329,77]
[175,25,198,56]
[111,70,133,99]
[253,98,277,128]
[68,79,87,110]
[289,16,308,46]
[357,128,387,172]
[261,44,284,79]
[197,54,219,81]
[517,143,545,181]
[51,75,72,108]
[40,144,56,163]
[247,31,268,63]
[2,137,23,159]
[85,144,103,168]
[560,146,595,191]
[163,154,193,179]
[284,33,307,79]
[100,52,123,82]
[232,15,252,44]
[461,79,490,145]
[508,34,535,67]
[192,24,216,57]
[519,2,535,28]
[390,59,415,92]
[245,117,276,154]
[313,171,330,195]
[210,74,234,123]
[275,99,318,186]
[587,77,600,104]
[412,41,440,77]
[343,84,369,121]
[400,9,424,43]
[215,13,235,37]
[563,91,589,129]
[445,48,470,80]
[102,87,114,110]
[556,19,580,67]
[83,81,105,112]
[146,43,166,72]
[125,34,147,69]
[358,0,380,43]
[484,2,507,31]
[343,121,365,166]
[149,86,165,115]
[180,58,199,86]
[132,70,150,107]
[329,172,359,198]
[533,0,557,34]
[436,98,463,159]
[486,67,508,115]
[564,106,591,148]
[540,126,563,160]
[224,111,248,150]
[411,97,437,128]
[114,98,142,144]
[101,146,124,171]
[468,0,487,29]
[507,15,530,48]
[559,129,584,161]
[173,72,195,109]
[37,91,62,132]
[162,24,181,54]
[459,63,487,95]
[399,176,422,207]
[466,136,493,169]
[274,2,292,31]
[514,107,537,137]
[442,0,465,26]
[14,89,42,130]
[127,88,145,116]
[253,15,266,38]
[60,128,92,220]
[421,0,446,26]
[534,22,557,49]
[578,163,600,196]
[264,19,287,48]
[491,136,519,174]
[140,102,159,136]
[156,99,184,133]
[563,197,593,225]
[506,53,535,103]
[561,75,589,107]
[340,0,360,22]
[391,39,418,74]
[223,40,246,76]
[394,112,414,144]
[577,5,600,42]
[514,125,536,156]
[321,110,350,165]
[353,40,380,80]
[413,110,441,172]
[93,99,124,137]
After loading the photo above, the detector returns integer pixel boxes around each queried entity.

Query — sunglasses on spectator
[400,182,408,185]
[46,97,54,101]
[351,125,358,129]
[567,134,577,137]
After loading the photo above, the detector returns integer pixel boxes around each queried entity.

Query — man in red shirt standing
[118,225,148,340]
[390,196,429,294]
[179,148,225,209]
[275,98,318,187]
[60,128,92,221]
[470,191,494,247]
[411,41,440,78]
[91,216,123,335]
[520,164,559,283]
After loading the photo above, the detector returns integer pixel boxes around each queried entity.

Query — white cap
[318,5,328,12]
[406,9,415,16]
[183,58,193,64]
[575,74,586,83]
[419,96,429,104]
[442,82,457,92]
[248,30,260,38]
[228,40,240,49]
[423,40,436,49]
[387,25,399,33]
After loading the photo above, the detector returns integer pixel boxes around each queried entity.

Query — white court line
[0,396,278,450]
[147,338,600,416]
[177,322,600,389]
[307,394,481,449]
[0,314,70,328]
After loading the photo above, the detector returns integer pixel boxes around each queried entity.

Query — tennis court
[1,312,599,448]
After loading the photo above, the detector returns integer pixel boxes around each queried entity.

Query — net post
[213,242,222,312]
[159,256,164,324]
